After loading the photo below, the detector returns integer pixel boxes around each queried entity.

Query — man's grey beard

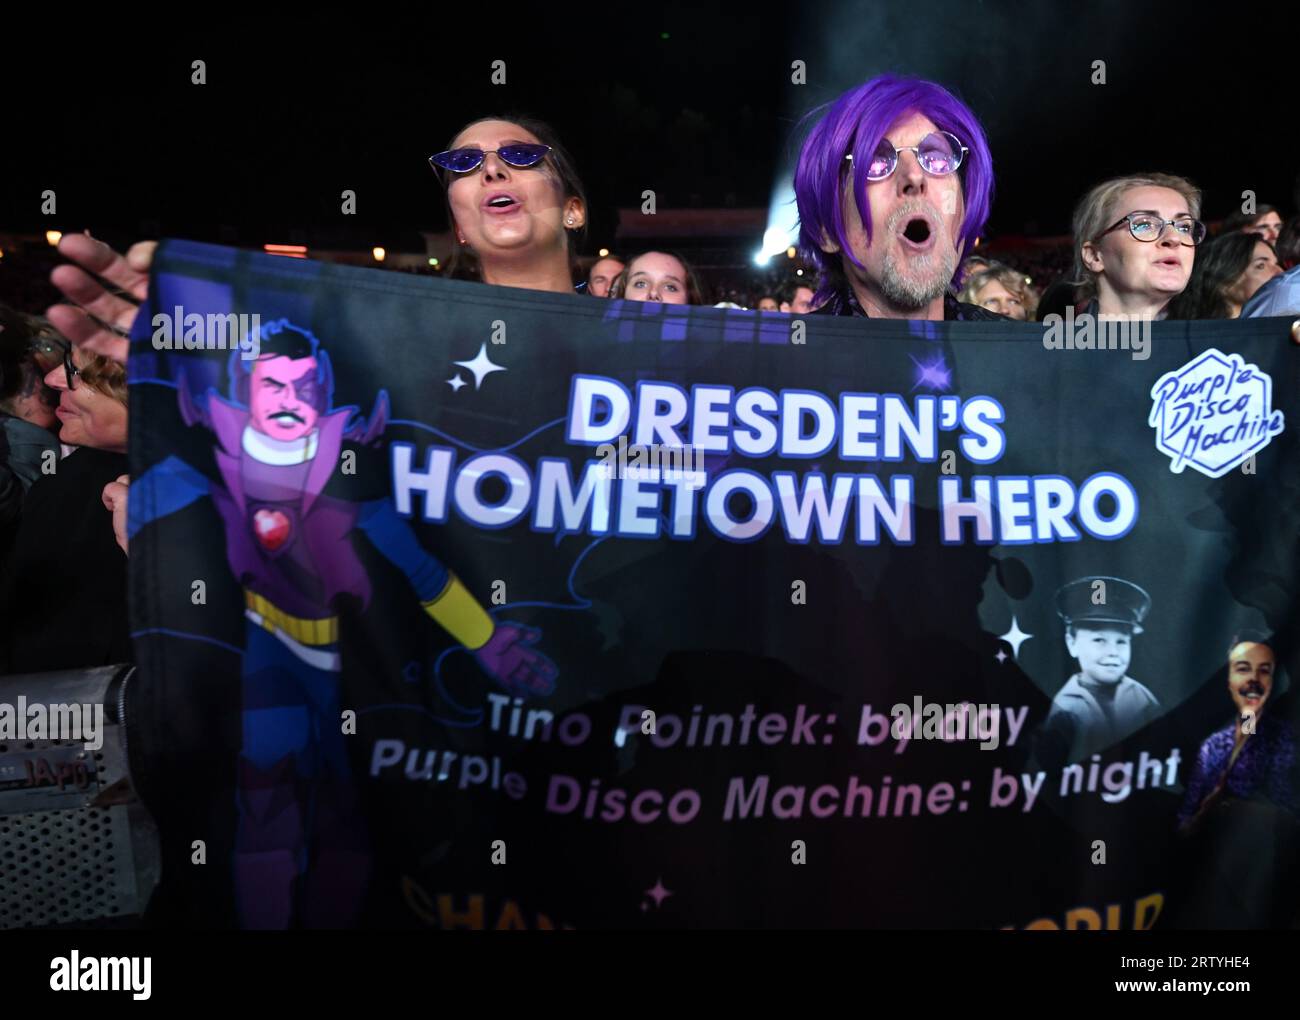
[879,248,958,309]
[876,201,958,309]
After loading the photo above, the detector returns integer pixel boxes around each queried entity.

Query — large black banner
[128,240,1300,928]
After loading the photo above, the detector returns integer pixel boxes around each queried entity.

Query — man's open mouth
[898,215,936,251]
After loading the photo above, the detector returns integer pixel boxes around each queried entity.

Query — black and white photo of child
[1035,575,1161,768]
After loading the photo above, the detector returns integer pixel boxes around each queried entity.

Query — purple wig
[793,74,994,305]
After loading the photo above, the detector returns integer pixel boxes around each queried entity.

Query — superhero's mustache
[268,410,306,425]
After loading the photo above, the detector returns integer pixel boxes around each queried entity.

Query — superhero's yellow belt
[245,590,339,646]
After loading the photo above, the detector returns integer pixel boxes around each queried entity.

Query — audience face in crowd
[1272,216,1300,270]
[959,266,1035,320]
[1246,210,1283,245]
[42,343,128,452]
[1232,239,1284,310]
[1168,231,1281,320]
[757,296,779,311]
[611,252,703,304]
[1222,205,1282,245]
[1074,175,1204,318]
[970,277,1023,319]
[794,75,993,321]
[434,117,587,293]
[780,286,815,314]
[0,308,60,430]
[587,257,624,297]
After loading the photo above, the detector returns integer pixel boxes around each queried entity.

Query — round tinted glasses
[846,131,969,181]
[429,143,552,177]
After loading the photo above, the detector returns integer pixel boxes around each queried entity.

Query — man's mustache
[269,410,306,424]
[887,199,945,236]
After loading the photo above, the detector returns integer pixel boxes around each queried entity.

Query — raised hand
[473,623,558,697]
[47,234,157,366]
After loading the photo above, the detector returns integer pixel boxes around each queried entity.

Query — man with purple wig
[794,74,1002,322]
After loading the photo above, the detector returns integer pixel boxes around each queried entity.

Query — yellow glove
[422,574,494,650]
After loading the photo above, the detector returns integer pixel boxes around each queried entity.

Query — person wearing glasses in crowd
[793,73,1003,322]
[0,307,62,538]
[609,251,708,304]
[430,115,588,294]
[1070,173,1205,320]
[0,339,131,672]
[1168,231,1283,320]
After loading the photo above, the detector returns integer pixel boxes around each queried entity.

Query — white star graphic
[999,616,1033,660]
[995,649,1008,664]
[447,373,467,392]
[645,878,673,909]
[453,342,506,390]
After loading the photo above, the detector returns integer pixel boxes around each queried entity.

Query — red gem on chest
[252,508,292,551]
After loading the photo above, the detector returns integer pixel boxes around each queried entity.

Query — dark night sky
[2,1,1293,254]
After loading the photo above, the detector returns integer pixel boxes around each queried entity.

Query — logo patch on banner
[1148,348,1284,477]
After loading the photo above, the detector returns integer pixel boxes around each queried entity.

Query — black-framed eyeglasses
[1098,212,1207,246]
[845,131,969,181]
[54,339,81,390]
[428,143,552,179]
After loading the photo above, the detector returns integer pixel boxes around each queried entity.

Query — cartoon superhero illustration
[130,319,557,928]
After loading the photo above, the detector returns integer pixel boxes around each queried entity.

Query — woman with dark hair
[609,251,707,305]
[430,114,588,294]
[1167,232,1282,319]
[46,114,592,362]
[1178,633,1296,835]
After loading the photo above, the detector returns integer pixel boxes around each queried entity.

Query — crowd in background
[580,203,1295,320]
[2,72,1299,679]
